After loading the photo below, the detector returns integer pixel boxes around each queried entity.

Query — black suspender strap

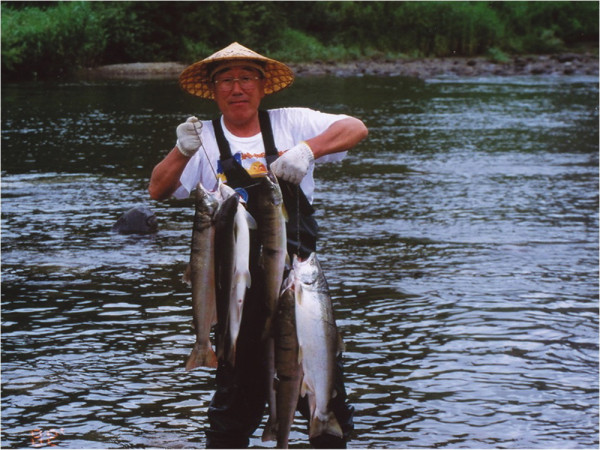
[257,110,315,217]
[212,110,314,214]
[212,110,318,257]
[258,110,279,168]
[212,117,254,188]
[212,117,233,161]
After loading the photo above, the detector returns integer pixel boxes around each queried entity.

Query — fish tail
[185,343,218,370]
[309,412,343,440]
[181,264,192,286]
[261,416,277,442]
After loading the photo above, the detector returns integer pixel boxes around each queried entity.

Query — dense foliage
[2,1,598,79]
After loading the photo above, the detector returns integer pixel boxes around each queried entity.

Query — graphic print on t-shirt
[216,150,282,182]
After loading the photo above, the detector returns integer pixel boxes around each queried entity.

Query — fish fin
[309,412,343,440]
[233,269,251,290]
[185,343,218,371]
[300,376,309,398]
[243,270,251,289]
[337,332,345,355]
[281,271,294,293]
[296,284,303,305]
[181,264,192,287]
[261,417,277,442]
[245,210,257,229]
[297,345,303,366]
[281,202,289,222]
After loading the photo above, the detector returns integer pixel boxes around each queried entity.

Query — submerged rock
[112,206,158,235]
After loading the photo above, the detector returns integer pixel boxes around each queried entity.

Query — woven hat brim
[179,54,294,99]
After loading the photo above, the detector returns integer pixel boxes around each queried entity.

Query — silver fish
[185,183,219,370]
[213,191,239,363]
[227,200,254,364]
[294,253,343,439]
[213,183,255,365]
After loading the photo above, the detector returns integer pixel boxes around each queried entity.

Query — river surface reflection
[2,74,598,448]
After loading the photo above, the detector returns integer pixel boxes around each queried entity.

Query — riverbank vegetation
[2,1,598,80]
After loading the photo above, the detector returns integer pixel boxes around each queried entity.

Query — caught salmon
[213,183,255,365]
[263,273,304,448]
[256,172,288,339]
[294,253,343,439]
[185,183,220,370]
[228,200,253,363]
[213,192,240,363]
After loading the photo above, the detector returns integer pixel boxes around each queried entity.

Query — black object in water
[112,206,158,235]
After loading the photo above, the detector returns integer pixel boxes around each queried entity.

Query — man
[149,42,368,449]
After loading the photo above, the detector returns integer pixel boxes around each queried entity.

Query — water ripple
[2,77,598,448]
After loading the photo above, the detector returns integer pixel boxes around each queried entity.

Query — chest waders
[213,110,318,259]
[205,111,353,449]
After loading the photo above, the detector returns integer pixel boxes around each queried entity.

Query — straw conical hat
[179,42,294,99]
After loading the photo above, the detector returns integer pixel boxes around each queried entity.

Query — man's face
[211,66,266,131]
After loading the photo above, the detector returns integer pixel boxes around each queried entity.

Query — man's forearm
[306,117,368,159]
[148,147,189,200]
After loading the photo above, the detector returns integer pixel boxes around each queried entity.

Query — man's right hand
[176,116,202,157]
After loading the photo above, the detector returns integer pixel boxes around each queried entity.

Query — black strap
[212,117,254,188]
[258,110,279,168]
[213,111,314,214]
[212,110,318,257]
[212,117,233,160]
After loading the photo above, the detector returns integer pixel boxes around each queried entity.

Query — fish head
[196,183,220,216]
[217,181,237,201]
[261,173,284,207]
[281,269,295,293]
[293,252,320,285]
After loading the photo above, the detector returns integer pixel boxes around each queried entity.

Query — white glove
[271,141,314,185]
[176,116,202,157]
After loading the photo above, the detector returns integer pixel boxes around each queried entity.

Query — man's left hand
[271,142,314,185]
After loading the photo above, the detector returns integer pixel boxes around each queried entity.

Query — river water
[2,74,598,449]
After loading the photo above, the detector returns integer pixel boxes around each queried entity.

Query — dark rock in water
[112,206,158,235]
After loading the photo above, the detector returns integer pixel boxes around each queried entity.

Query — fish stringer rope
[296,184,301,257]
[193,120,218,182]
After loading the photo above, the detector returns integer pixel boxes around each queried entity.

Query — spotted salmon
[262,273,304,447]
[211,183,256,366]
[256,172,288,339]
[227,200,253,364]
[185,183,219,371]
[294,253,343,440]
[213,191,240,364]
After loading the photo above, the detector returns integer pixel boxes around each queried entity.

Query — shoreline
[81,53,598,80]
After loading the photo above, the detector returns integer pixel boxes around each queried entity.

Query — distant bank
[80,53,598,81]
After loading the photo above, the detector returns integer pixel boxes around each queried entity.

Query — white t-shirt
[173,107,349,204]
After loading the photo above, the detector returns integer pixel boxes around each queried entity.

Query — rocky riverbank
[82,53,598,80]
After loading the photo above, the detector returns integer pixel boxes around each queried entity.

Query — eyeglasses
[213,76,262,92]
